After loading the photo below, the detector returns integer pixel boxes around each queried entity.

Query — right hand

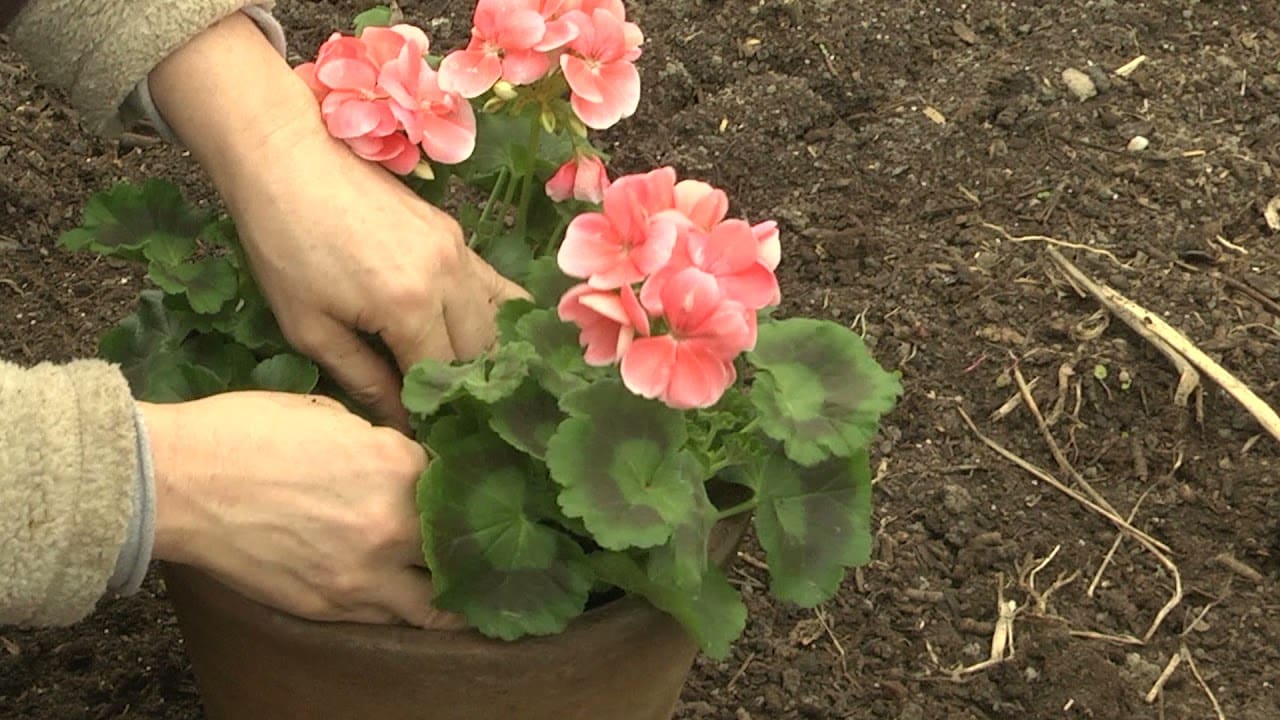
[139,392,463,629]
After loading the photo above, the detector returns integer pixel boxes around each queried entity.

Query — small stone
[1061,68,1098,101]
[1127,136,1149,152]
[1084,65,1112,93]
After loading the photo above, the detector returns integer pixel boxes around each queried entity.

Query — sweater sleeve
[6,0,280,136]
[0,359,140,627]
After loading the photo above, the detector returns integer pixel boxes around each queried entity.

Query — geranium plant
[61,0,901,659]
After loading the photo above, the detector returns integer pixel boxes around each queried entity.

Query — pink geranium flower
[559,8,643,129]
[558,283,650,365]
[621,268,754,409]
[295,26,438,174]
[379,36,477,164]
[673,180,729,231]
[641,219,781,315]
[546,153,611,203]
[438,0,576,98]
[558,167,678,289]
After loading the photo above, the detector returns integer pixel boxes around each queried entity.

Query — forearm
[148,12,330,212]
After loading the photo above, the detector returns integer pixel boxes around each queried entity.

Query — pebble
[1061,68,1097,101]
[1126,135,1150,152]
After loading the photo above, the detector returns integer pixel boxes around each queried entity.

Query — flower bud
[492,80,518,100]
[482,97,506,114]
[568,116,589,139]
[411,161,435,180]
[540,109,558,134]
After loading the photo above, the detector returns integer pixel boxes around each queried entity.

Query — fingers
[442,251,533,360]
[375,568,468,629]
[300,318,411,431]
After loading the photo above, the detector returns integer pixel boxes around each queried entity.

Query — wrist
[137,401,202,566]
[148,12,330,206]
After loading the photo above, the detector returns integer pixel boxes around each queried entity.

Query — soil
[4,1,1280,718]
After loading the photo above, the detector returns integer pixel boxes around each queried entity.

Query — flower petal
[438,49,503,98]
[560,54,605,103]
[501,48,552,85]
[559,213,621,279]
[315,57,378,92]
[419,105,477,165]
[621,335,677,400]
[665,344,735,409]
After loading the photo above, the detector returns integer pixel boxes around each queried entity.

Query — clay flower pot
[160,512,749,720]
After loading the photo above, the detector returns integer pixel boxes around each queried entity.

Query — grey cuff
[126,5,288,143]
[107,405,156,596]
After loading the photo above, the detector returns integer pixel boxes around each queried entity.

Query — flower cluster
[296,25,477,174]
[439,0,643,129]
[556,168,780,409]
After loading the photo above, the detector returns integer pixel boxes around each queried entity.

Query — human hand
[139,392,464,629]
[148,13,527,429]
[221,133,526,429]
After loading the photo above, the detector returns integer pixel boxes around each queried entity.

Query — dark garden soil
[4,1,1280,718]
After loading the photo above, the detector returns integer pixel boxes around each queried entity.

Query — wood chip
[923,106,947,125]
[952,20,978,45]
[1211,553,1265,583]
[1264,195,1280,232]
[0,636,18,656]
[1114,55,1149,77]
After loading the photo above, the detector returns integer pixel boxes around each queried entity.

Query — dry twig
[1050,247,1280,443]
[1182,645,1226,720]
[955,406,1181,640]
[1145,652,1182,703]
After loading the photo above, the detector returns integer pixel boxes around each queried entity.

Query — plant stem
[715,496,758,521]
[545,215,571,255]
[470,167,510,250]
[515,118,543,239]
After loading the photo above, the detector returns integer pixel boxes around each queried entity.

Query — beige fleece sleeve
[0,359,139,627]
[7,0,277,136]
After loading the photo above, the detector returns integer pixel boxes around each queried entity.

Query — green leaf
[496,299,537,344]
[180,334,257,387]
[588,552,746,660]
[488,380,565,459]
[143,358,227,402]
[747,318,901,466]
[515,308,591,395]
[524,256,577,308]
[483,230,534,283]
[455,109,573,183]
[421,428,594,640]
[731,450,874,607]
[230,294,288,352]
[58,179,206,262]
[401,341,535,415]
[249,354,320,394]
[545,381,701,549]
[148,257,239,314]
[647,480,718,590]
[353,5,392,34]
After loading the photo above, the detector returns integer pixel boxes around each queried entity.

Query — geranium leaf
[249,354,320,394]
[143,355,227,402]
[231,293,289,352]
[588,551,746,661]
[747,318,901,466]
[545,381,700,549]
[352,5,392,34]
[148,257,238,315]
[496,299,537,344]
[524,256,577,309]
[515,308,591,395]
[180,334,257,387]
[473,340,537,402]
[421,428,593,640]
[58,179,206,263]
[402,341,535,415]
[488,380,565,459]
[402,360,481,416]
[646,480,717,590]
[483,230,534,283]
[731,450,873,607]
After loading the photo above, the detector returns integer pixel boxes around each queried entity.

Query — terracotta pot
[161,512,749,720]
